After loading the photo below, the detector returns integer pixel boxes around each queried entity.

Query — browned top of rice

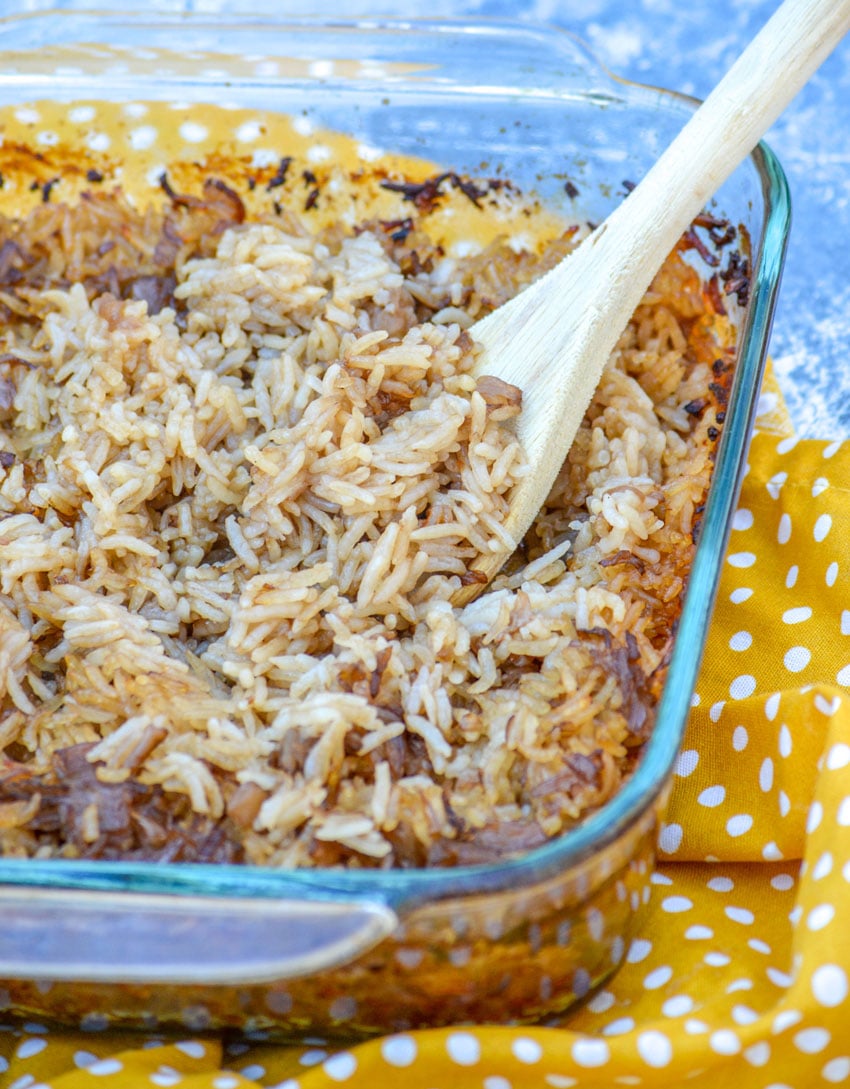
[0,139,737,868]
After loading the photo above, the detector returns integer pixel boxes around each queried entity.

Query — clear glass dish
[0,11,789,1037]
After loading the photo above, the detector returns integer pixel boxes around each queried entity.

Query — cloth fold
[3,398,849,1089]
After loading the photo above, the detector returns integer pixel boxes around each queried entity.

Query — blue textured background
[9,0,850,436]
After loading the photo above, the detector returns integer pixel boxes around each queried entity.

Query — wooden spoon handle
[463,0,850,596]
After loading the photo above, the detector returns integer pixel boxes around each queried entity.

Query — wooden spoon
[460,0,850,599]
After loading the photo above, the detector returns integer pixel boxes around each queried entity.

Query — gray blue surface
[8,0,850,437]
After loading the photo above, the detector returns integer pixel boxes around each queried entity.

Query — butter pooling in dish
[0,102,740,867]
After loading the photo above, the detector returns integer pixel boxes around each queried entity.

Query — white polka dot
[698,786,725,808]
[88,1059,124,1076]
[705,952,731,967]
[643,965,673,990]
[813,853,833,880]
[729,630,752,651]
[814,513,833,541]
[543,1079,577,1089]
[381,1035,416,1067]
[709,700,726,722]
[743,1041,771,1066]
[15,107,41,124]
[766,471,788,498]
[808,904,835,931]
[789,905,804,927]
[827,562,839,587]
[658,823,683,853]
[725,906,755,925]
[586,990,615,1014]
[784,645,811,672]
[708,876,733,892]
[782,606,812,624]
[778,790,791,817]
[827,744,850,770]
[837,796,850,825]
[150,1068,182,1088]
[759,757,774,792]
[175,1042,205,1060]
[842,612,850,636]
[484,1078,512,1089]
[239,1066,265,1081]
[636,1031,672,1068]
[650,872,673,885]
[730,674,756,700]
[323,1052,357,1081]
[730,587,753,603]
[823,1058,850,1083]
[838,665,850,687]
[300,1050,328,1067]
[662,995,694,1017]
[728,552,756,568]
[726,978,754,993]
[74,1051,98,1068]
[777,435,800,456]
[794,1028,830,1054]
[86,132,110,152]
[129,125,158,150]
[675,751,698,777]
[824,440,843,458]
[812,965,848,1007]
[763,841,783,860]
[213,1078,239,1089]
[68,104,96,122]
[749,938,772,954]
[571,1038,610,1068]
[446,1033,480,1066]
[661,896,693,913]
[16,1040,46,1059]
[236,120,263,142]
[179,121,209,143]
[807,801,823,833]
[813,476,830,496]
[767,967,795,988]
[685,925,713,940]
[786,564,799,588]
[779,724,793,757]
[602,1017,634,1036]
[764,692,781,720]
[733,725,749,750]
[726,814,753,837]
[511,1038,542,1064]
[710,1029,741,1055]
[777,513,792,544]
[626,939,652,964]
[684,1020,710,1035]
[732,1005,759,1025]
[732,508,753,530]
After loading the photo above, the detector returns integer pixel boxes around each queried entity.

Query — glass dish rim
[0,12,792,910]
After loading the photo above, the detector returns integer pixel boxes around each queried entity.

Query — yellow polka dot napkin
[3,402,850,1088]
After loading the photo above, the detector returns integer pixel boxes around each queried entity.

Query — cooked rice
[0,161,734,867]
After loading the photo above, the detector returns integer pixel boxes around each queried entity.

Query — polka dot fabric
[3,423,850,1085]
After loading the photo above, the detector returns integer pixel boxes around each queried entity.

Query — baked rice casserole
[0,133,743,869]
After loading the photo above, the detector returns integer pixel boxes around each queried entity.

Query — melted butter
[0,100,571,255]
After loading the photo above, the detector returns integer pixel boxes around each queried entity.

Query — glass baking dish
[0,11,789,1037]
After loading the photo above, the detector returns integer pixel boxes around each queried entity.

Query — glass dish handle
[0,886,398,984]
